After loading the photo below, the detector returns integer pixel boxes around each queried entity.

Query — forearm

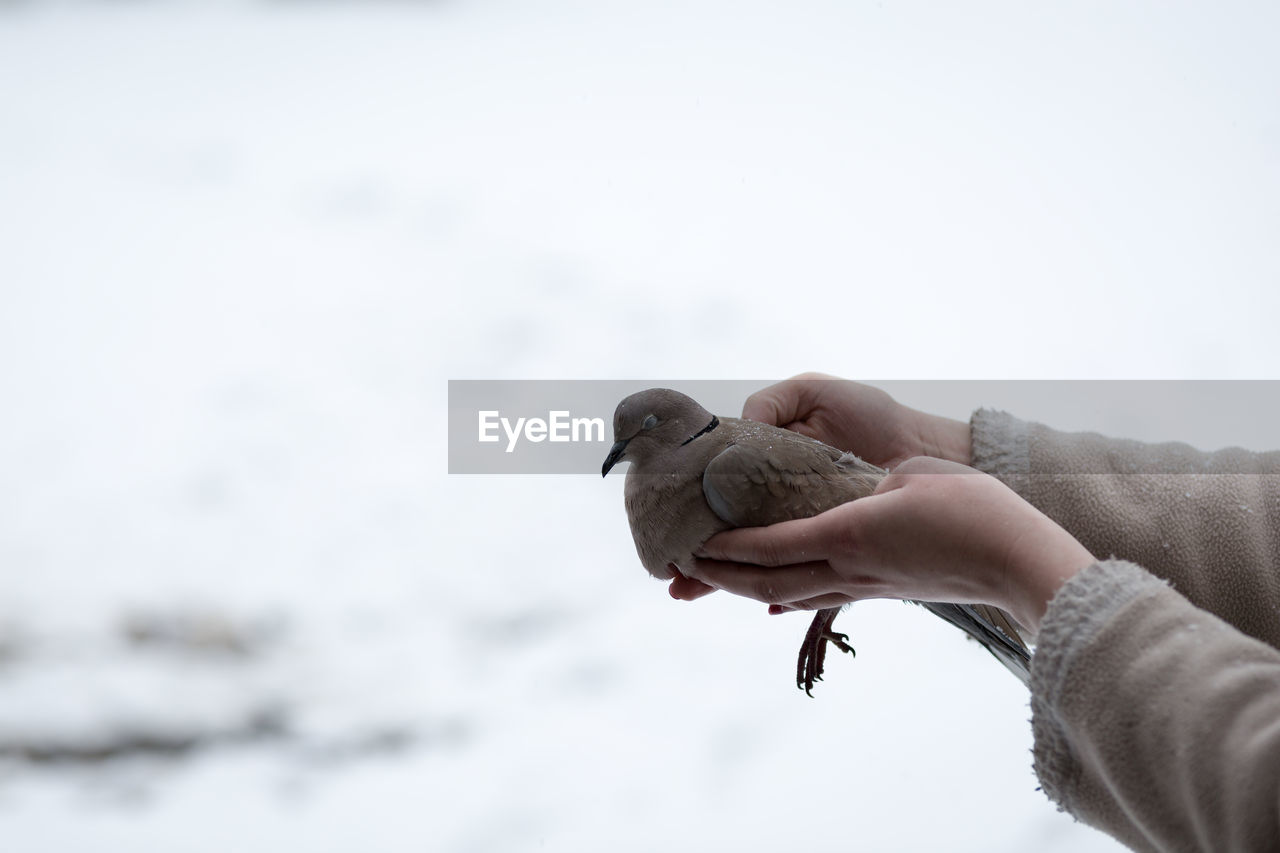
[1033,559,1280,852]
[970,409,1280,650]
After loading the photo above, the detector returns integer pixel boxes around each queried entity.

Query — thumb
[876,456,978,494]
[741,372,835,425]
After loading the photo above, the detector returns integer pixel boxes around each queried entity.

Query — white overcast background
[2,1,1277,851]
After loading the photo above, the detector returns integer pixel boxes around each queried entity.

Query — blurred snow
[1,0,1277,850]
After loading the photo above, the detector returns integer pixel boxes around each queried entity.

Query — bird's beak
[601,439,629,477]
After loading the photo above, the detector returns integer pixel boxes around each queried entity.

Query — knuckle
[753,578,784,604]
[818,507,862,560]
[742,389,782,424]
[753,535,783,567]
[832,518,862,560]
[893,456,932,475]
[877,470,904,492]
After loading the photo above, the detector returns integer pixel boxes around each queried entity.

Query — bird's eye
[642,414,658,430]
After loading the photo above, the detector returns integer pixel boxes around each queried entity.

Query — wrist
[911,411,972,466]
[1010,533,1096,633]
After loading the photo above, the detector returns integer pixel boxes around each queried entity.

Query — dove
[601,388,1031,694]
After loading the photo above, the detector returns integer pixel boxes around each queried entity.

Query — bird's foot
[822,629,856,657]
[797,609,856,697]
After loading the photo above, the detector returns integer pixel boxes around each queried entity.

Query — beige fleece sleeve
[1032,559,1280,852]
[970,409,1280,649]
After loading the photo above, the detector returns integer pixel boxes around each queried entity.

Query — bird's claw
[823,630,856,657]
[797,611,856,696]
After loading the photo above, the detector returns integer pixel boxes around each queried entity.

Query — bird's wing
[702,433,880,528]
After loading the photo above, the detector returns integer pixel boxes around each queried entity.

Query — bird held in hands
[601,387,1031,694]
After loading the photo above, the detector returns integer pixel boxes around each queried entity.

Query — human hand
[681,457,1095,634]
[740,373,972,469]
[668,374,973,602]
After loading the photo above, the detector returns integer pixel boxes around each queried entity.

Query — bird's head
[601,388,717,476]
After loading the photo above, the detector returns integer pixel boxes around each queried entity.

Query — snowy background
[2,1,1278,850]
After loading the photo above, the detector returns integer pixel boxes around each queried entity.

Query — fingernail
[768,605,786,616]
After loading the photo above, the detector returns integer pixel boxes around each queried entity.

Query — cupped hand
[669,374,973,602]
[681,457,1095,634]
[740,373,972,469]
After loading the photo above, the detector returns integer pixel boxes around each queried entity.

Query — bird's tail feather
[919,601,1031,685]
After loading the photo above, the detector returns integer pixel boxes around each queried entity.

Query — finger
[689,557,846,605]
[875,457,982,497]
[886,456,979,477]
[792,592,858,610]
[768,593,857,613]
[697,516,828,567]
[741,373,831,425]
[669,573,716,601]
